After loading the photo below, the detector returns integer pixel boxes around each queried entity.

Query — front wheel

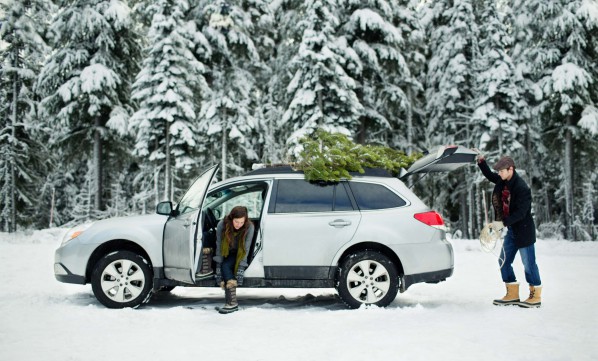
[336,250,399,309]
[91,251,154,309]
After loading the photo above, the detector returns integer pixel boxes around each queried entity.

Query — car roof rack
[245,164,393,178]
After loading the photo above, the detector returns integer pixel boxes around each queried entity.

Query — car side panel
[54,214,168,282]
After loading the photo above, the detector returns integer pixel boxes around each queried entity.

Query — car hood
[81,213,169,245]
[400,145,477,178]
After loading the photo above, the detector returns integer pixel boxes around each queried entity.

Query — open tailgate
[400,146,477,178]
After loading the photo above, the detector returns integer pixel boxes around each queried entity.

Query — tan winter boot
[219,280,239,314]
[195,248,214,280]
[493,282,520,306]
[519,285,542,308]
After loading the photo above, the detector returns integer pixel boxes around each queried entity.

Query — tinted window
[334,183,354,211]
[349,182,406,210]
[275,180,333,213]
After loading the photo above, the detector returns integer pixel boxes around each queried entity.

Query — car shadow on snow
[147,289,348,311]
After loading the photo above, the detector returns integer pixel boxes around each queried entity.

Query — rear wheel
[91,251,153,309]
[336,250,399,309]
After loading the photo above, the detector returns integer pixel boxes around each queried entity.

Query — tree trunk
[564,115,575,240]
[221,108,228,180]
[9,68,18,232]
[165,120,171,201]
[406,87,413,154]
[93,117,103,212]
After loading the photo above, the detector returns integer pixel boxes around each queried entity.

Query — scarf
[221,229,246,273]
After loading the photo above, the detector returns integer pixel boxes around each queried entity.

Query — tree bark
[165,120,171,201]
[9,67,18,232]
[221,108,227,180]
[93,116,103,211]
[564,115,575,240]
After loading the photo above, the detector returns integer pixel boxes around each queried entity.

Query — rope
[479,223,506,269]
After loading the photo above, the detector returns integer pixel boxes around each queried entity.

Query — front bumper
[54,262,86,284]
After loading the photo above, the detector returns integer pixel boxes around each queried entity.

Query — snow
[1,229,597,361]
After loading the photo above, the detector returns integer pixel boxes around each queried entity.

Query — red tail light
[414,211,445,230]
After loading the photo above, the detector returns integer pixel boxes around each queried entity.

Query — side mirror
[156,201,173,216]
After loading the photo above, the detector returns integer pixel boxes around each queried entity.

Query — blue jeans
[499,228,541,286]
[221,250,238,282]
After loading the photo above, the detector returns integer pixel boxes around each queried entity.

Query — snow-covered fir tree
[193,0,262,179]
[420,0,479,237]
[130,0,209,202]
[36,0,141,220]
[472,0,521,156]
[0,0,54,231]
[338,0,424,150]
[422,0,478,147]
[281,0,363,153]
[510,0,598,240]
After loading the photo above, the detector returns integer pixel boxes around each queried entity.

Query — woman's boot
[195,248,214,280]
[219,280,238,314]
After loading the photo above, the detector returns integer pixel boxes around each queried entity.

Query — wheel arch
[85,240,153,282]
[336,242,404,277]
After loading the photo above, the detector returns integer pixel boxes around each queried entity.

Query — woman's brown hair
[223,206,252,248]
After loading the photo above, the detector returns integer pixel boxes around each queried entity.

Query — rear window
[274,180,354,213]
[349,182,406,210]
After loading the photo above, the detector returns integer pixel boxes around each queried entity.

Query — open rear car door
[399,145,477,178]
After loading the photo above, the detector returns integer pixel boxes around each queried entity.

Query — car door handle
[183,221,196,228]
[329,219,352,228]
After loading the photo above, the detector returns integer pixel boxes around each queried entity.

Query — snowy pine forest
[0,0,597,241]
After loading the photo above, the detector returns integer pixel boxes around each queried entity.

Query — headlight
[61,222,95,246]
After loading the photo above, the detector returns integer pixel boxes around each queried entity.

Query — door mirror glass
[156,201,173,215]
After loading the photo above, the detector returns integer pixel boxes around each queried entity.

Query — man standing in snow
[477,154,542,308]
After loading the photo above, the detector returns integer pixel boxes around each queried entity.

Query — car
[54,145,477,309]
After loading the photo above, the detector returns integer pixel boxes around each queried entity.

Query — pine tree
[423,0,478,146]
[472,0,521,156]
[338,0,425,149]
[129,0,208,202]
[420,0,478,237]
[281,0,363,152]
[0,0,54,231]
[193,0,263,180]
[37,0,141,221]
[511,0,598,240]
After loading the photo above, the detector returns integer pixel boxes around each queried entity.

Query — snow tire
[336,250,399,309]
[91,251,154,309]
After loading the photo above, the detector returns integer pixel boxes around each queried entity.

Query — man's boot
[195,248,214,280]
[493,282,520,306]
[219,280,239,314]
[519,285,542,308]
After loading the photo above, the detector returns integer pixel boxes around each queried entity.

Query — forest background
[1,0,597,241]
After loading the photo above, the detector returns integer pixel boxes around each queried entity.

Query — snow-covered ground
[0,229,597,361]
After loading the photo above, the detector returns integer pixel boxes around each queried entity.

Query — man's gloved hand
[472,148,485,163]
[215,263,222,286]
[236,266,246,286]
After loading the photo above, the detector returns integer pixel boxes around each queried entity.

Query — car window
[334,183,354,211]
[274,180,354,213]
[205,183,267,219]
[349,182,407,210]
[176,166,218,215]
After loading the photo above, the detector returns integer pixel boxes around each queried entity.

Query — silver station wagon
[54,146,476,309]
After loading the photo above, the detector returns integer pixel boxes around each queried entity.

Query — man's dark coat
[478,160,536,248]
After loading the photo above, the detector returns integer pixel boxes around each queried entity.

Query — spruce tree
[0,0,54,231]
[193,0,263,179]
[130,0,209,202]
[281,0,363,151]
[37,0,141,221]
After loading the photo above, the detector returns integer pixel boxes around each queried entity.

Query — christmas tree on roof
[292,129,421,182]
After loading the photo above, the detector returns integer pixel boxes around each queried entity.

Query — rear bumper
[401,267,453,292]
